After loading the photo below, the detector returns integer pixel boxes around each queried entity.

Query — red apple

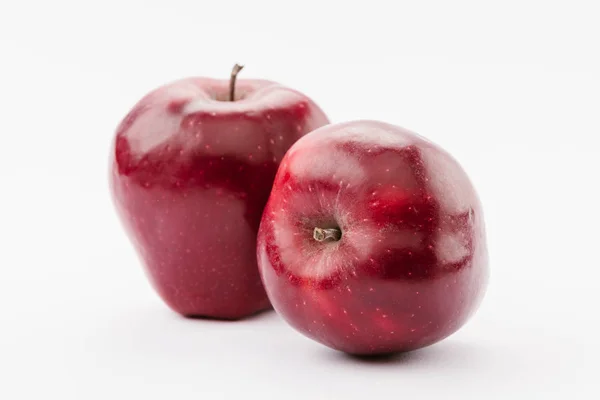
[110,66,329,319]
[257,120,488,354]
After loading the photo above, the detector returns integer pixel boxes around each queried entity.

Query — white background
[1,0,599,398]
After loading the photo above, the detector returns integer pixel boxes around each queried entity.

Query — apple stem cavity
[313,227,342,242]
[229,63,244,101]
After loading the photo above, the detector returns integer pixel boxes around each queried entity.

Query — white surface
[1,0,599,398]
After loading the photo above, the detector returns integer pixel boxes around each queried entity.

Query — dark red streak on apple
[257,121,488,354]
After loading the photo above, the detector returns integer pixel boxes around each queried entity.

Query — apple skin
[110,77,329,319]
[257,121,488,354]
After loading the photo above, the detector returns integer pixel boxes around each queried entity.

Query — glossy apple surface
[110,77,329,319]
[257,121,488,354]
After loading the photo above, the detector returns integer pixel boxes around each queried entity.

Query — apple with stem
[257,120,488,354]
[110,65,329,319]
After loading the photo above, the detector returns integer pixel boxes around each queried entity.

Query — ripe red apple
[257,120,488,354]
[110,66,329,319]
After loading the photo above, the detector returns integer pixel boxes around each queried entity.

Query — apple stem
[229,63,244,101]
[313,227,342,242]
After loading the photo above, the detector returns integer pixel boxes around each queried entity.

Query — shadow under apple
[318,339,493,369]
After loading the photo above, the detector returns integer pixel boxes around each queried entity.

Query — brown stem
[229,64,244,101]
[313,227,342,242]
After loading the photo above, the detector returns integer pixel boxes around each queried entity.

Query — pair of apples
[110,66,488,355]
